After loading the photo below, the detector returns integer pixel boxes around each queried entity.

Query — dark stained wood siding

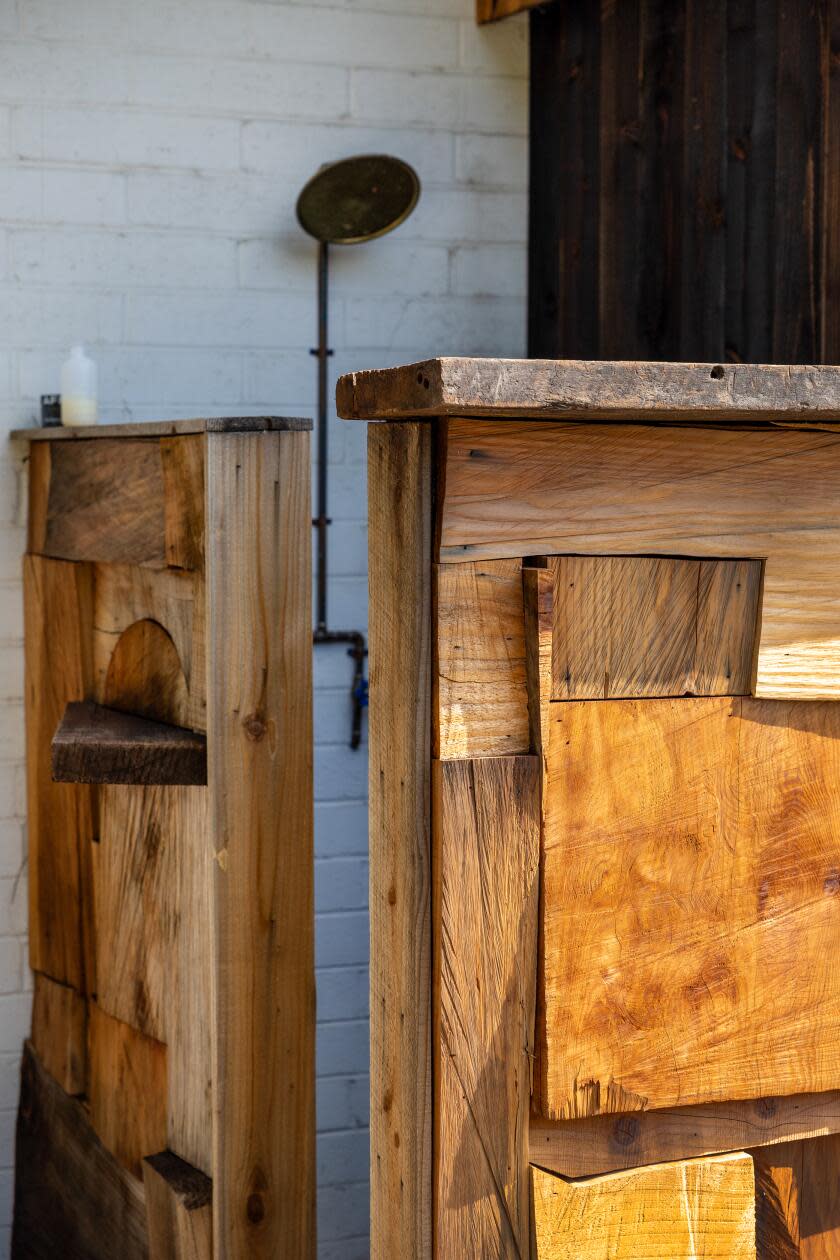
[529,0,840,363]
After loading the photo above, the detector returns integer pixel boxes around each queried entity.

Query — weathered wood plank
[93,785,211,1175]
[88,1003,167,1178]
[92,563,206,733]
[12,1041,148,1260]
[529,1154,758,1260]
[434,558,529,758]
[368,422,433,1260]
[24,554,95,990]
[52,702,207,786]
[143,1151,212,1260]
[32,439,167,566]
[438,418,840,698]
[161,435,205,572]
[538,696,840,1120]
[433,756,539,1258]
[13,416,311,442]
[529,1090,840,1178]
[549,555,760,699]
[336,358,840,423]
[206,430,314,1257]
[30,973,86,1097]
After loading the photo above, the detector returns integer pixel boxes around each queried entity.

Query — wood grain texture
[52,702,207,786]
[434,558,529,758]
[336,358,840,422]
[32,439,167,566]
[439,418,840,698]
[24,554,94,990]
[432,757,539,1258]
[88,1003,167,1178]
[368,422,433,1260]
[93,785,211,1174]
[549,555,760,698]
[104,618,190,728]
[93,563,206,732]
[13,416,311,442]
[206,430,314,1257]
[143,1151,212,1260]
[161,435,205,572]
[529,1091,840,1178]
[750,1135,840,1259]
[12,1041,148,1260]
[529,1154,757,1260]
[523,564,553,764]
[538,696,840,1120]
[30,972,87,1097]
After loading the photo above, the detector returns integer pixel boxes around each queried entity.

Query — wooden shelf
[51,702,207,786]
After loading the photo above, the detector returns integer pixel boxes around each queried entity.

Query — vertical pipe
[316,239,329,634]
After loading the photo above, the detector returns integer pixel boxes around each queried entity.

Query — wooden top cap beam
[12,416,312,442]
[52,701,207,786]
[335,357,840,423]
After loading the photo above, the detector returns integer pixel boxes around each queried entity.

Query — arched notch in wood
[51,701,206,786]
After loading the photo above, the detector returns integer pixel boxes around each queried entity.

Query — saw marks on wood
[538,696,840,1120]
[438,418,840,698]
[549,555,760,699]
[530,1154,758,1259]
[432,756,539,1258]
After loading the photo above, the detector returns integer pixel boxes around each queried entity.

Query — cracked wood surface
[432,756,539,1258]
[538,697,840,1120]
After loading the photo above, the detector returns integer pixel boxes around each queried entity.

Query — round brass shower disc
[296,154,420,244]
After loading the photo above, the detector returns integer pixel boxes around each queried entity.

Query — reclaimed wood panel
[433,757,539,1258]
[550,555,760,699]
[92,563,206,732]
[368,423,433,1260]
[143,1151,212,1260]
[529,1090,840,1178]
[335,358,840,422]
[88,1003,167,1178]
[93,785,211,1174]
[434,559,529,758]
[529,1154,757,1260]
[12,1041,148,1260]
[30,973,86,1097]
[24,554,94,991]
[30,439,167,567]
[52,702,206,786]
[206,430,314,1257]
[161,435,205,572]
[439,418,840,698]
[538,696,840,1120]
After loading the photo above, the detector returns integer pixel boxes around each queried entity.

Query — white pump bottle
[60,346,98,427]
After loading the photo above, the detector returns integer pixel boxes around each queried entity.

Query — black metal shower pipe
[311,240,368,750]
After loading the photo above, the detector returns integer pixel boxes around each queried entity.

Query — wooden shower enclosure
[11,418,314,1259]
[338,357,840,1258]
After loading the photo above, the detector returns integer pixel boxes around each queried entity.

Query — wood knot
[243,713,267,741]
[387,883,397,906]
[247,1192,265,1224]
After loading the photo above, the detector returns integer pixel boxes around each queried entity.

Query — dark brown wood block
[12,1041,148,1260]
[52,701,207,786]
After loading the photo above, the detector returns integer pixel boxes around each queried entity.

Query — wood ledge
[52,701,207,786]
[335,357,840,423]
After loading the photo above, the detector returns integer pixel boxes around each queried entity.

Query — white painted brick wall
[0,0,528,1253]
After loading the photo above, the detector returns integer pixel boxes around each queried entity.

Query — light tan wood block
[206,430,314,1257]
[433,756,539,1259]
[88,1003,167,1177]
[93,563,206,732]
[530,1154,758,1259]
[143,1150,212,1260]
[30,972,87,1096]
[434,558,529,758]
[530,1090,840,1179]
[550,555,760,699]
[24,553,95,991]
[368,423,433,1260]
[538,696,840,1120]
[438,418,840,698]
